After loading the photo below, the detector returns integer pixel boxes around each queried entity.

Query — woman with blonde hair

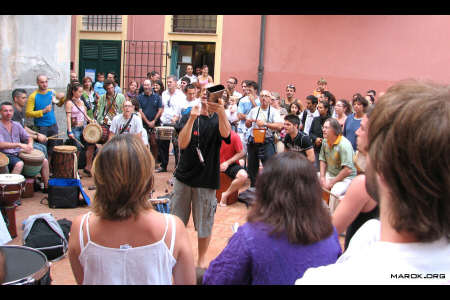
[68,134,196,285]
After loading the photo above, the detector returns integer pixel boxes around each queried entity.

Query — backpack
[22,213,71,262]
[237,187,256,208]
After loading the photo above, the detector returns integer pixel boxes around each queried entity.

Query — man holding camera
[171,87,231,269]
[245,90,284,187]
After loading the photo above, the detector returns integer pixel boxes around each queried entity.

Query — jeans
[72,126,84,152]
[246,140,276,187]
[37,123,59,157]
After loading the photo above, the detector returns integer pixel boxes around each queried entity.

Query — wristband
[67,130,72,135]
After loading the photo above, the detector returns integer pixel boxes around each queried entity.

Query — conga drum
[51,146,77,179]
[82,123,102,144]
[19,149,45,177]
[0,245,51,285]
[0,153,9,174]
[253,128,266,144]
[216,172,238,206]
[0,174,25,238]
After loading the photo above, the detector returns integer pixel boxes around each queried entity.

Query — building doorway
[170,42,216,80]
[78,39,122,85]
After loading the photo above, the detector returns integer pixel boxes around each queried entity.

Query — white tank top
[78,212,177,285]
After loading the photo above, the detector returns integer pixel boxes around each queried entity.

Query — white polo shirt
[300,109,320,135]
[160,89,186,125]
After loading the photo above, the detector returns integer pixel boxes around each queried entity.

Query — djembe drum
[0,153,9,174]
[51,146,77,178]
[19,149,45,177]
[0,174,25,238]
[83,123,102,144]
[83,123,109,144]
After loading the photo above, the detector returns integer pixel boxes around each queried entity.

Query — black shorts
[224,163,244,179]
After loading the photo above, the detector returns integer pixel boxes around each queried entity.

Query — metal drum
[155,126,174,141]
[0,245,51,285]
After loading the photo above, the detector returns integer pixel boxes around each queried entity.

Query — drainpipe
[257,15,266,93]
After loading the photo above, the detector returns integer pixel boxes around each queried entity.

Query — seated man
[108,100,144,143]
[219,130,248,207]
[319,118,356,213]
[0,102,36,199]
[283,114,315,163]
[12,89,49,157]
[11,89,50,192]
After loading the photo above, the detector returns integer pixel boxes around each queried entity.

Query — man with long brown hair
[297,79,450,284]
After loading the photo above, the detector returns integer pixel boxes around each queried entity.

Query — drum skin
[83,123,102,144]
[0,245,51,285]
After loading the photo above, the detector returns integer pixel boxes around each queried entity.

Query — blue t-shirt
[138,92,162,123]
[28,89,57,127]
[343,113,362,151]
[237,96,260,135]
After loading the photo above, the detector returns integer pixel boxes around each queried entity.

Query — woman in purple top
[203,151,342,285]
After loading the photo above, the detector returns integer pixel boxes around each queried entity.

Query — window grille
[172,15,217,34]
[123,40,169,89]
[82,15,122,32]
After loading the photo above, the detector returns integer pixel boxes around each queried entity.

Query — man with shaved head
[26,74,65,164]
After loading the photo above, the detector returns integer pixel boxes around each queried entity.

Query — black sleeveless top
[344,204,380,250]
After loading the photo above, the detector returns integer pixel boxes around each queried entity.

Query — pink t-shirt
[71,100,87,124]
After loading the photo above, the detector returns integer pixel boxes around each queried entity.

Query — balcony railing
[172,15,217,34]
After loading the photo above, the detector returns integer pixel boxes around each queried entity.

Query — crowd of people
[0,65,448,285]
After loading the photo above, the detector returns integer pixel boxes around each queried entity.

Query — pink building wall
[220,15,450,107]
[221,15,261,86]
[127,15,165,41]
[71,15,450,108]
